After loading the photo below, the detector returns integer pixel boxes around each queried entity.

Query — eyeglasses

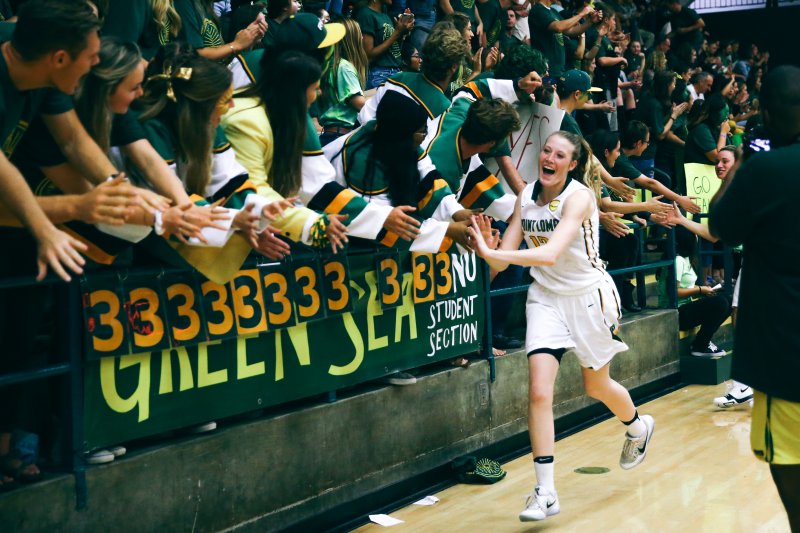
[411,53,421,59]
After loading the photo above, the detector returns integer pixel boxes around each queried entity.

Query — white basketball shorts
[524,273,629,369]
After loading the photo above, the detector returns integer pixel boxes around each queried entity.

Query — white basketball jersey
[519,178,606,295]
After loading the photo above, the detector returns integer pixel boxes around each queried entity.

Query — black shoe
[622,302,642,313]
[493,334,523,350]
[620,282,641,313]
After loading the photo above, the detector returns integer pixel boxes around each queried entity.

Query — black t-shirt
[0,46,74,159]
[103,0,170,60]
[12,110,146,192]
[710,143,800,402]
[633,93,666,160]
[670,8,703,50]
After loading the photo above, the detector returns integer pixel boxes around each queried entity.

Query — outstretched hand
[384,205,421,241]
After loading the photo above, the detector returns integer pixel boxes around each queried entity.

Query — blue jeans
[409,11,436,52]
[367,66,400,90]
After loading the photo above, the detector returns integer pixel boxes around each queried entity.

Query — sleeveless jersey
[519,178,605,295]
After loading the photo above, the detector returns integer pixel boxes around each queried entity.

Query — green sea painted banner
[82,250,486,449]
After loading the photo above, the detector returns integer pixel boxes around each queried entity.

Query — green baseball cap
[274,13,345,54]
[558,69,602,94]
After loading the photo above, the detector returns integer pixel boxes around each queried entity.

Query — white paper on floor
[368,514,404,527]
[412,496,440,506]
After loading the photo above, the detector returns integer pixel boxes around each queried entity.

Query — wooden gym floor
[353,384,790,532]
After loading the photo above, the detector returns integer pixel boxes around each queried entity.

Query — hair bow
[146,64,193,102]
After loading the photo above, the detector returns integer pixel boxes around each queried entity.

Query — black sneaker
[492,334,523,350]
[690,342,727,358]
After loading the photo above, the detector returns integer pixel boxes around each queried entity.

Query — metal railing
[0,227,735,510]
[480,224,681,382]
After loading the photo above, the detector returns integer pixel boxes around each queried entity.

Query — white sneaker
[620,414,655,470]
[691,342,727,357]
[519,486,560,522]
[714,382,754,408]
[85,449,115,465]
[379,372,417,386]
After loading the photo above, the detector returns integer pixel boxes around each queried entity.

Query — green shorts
[751,390,800,465]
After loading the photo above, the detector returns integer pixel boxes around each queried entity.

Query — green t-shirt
[319,60,363,129]
[530,3,565,77]
[559,111,582,136]
[356,8,401,69]
[613,152,642,181]
[477,0,505,48]
[684,123,718,165]
[0,21,13,42]
[450,0,478,25]
[0,0,11,20]
[670,8,703,50]
[0,50,73,159]
[103,0,172,59]
[175,0,224,49]
[658,255,696,307]
[633,93,665,160]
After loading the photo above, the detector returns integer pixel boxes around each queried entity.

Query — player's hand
[467,218,492,258]
[474,214,500,249]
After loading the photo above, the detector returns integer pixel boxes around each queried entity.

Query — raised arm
[471,188,594,268]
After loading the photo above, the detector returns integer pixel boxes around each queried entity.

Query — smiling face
[464,22,474,43]
[51,31,101,95]
[539,134,578,188]
[108,59,146,114]
[716,149,735,179]
[605,141,621,168]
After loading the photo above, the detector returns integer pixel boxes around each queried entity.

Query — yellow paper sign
[684,163,722,225]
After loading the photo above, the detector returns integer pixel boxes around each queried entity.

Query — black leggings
[678,294,730,349]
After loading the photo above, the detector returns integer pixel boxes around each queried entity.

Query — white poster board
[485,102,565,193]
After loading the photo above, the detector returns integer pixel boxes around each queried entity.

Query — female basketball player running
[469,131,655,522]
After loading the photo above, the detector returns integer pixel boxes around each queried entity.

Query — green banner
[83,251,485,450]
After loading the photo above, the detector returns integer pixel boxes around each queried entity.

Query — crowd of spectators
[0,0,772,489]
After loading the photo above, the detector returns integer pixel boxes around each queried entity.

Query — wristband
[153,210,166,236]
[229,44,237,55]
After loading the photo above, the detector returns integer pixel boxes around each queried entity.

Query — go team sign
[81,250,485,449]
